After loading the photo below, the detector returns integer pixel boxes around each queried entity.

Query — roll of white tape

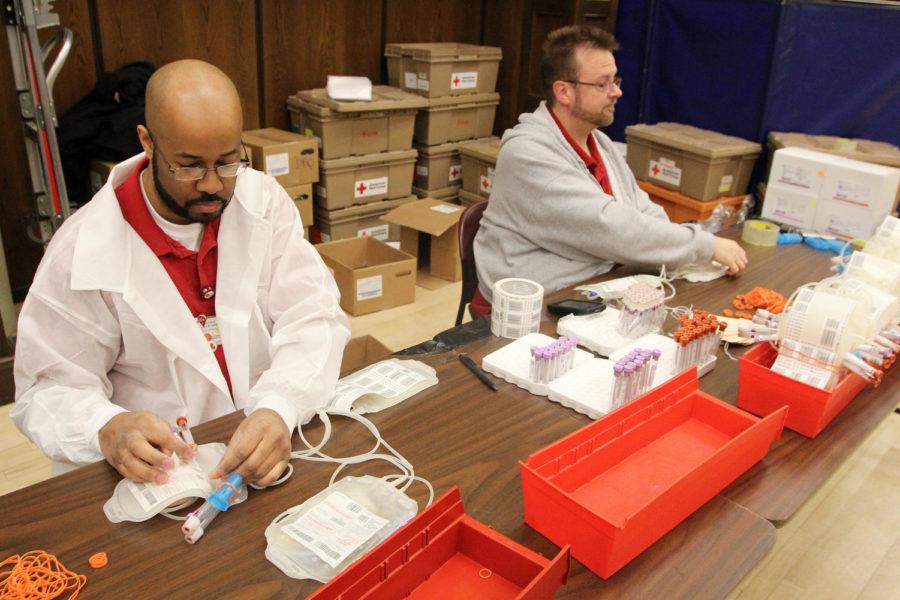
[491,278,544,339]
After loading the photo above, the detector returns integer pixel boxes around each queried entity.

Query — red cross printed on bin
[651,164,661,176]
[453,76,461,87]
[450,168,458,178]
[482,178,489,189]
[356,182,367,195]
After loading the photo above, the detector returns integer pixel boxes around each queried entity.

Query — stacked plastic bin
[286,86,425,243]
[625,122,761,226]
[384,42,502,206]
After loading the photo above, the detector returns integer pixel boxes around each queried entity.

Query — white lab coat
[11,154,351,474]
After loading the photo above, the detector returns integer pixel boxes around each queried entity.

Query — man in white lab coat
[12,60,350,486]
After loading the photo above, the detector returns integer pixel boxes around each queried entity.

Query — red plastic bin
[520,368,786,579]
[737,342,867,438]
[309,486,570,599]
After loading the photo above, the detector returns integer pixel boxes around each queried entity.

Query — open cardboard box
[381,198,462,282]
[242,128,319,187]
[341,335,393,376]
[316,236,416,316]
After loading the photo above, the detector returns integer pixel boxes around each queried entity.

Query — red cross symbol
[356,182,367,195]
[651,165,660,176]
[482,178,489,189]
[453,76,461,87]
[450,168,458,178]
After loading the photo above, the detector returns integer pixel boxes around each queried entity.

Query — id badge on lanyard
[196,314,222,351]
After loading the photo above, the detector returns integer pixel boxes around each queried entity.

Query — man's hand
[712,236,749,275]
[210,409,291,486]
[99,411,193,483]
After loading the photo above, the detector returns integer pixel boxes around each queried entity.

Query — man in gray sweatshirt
[471,25,747,311]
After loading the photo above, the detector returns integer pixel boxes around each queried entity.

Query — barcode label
[281,491,388,569]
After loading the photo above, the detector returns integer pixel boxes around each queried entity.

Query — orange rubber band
[88,553,108,569]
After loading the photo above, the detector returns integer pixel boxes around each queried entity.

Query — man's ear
[552,80,573,109]
[136,125,153,158]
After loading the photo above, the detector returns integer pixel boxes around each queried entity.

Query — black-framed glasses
[564,76,622,94]
[149,132,249,182]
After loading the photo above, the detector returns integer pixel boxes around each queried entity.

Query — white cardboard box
[764,148,900,237]
[761,183,818,230]
[767,147,835,197]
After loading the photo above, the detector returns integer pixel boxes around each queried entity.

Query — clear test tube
[874,335,899,354]
[624,364,635,405]
[534,348,544,383]
[612,364,623,407]
[530,346,539,381]
[649,349,661,385]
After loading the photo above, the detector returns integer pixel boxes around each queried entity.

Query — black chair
[455,200,489,326]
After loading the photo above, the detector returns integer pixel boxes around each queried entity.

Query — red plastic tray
[520,368,786,579]
[737,342,867,438]
[309,486,570,599]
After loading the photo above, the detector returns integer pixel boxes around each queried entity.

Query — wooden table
[1,231,894,598]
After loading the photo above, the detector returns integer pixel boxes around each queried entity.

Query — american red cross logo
[357,182,367,195]
[450,168,458,178]
[651,165,660,176]
[453,76,461,87]
[482,179,489,189]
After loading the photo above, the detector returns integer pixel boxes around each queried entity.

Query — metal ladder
[3,0,72,245]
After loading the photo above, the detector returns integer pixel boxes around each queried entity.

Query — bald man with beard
[12,60,350,486]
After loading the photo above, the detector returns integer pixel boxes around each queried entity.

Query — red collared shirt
[115,159,233,396]
[548,105,613,196]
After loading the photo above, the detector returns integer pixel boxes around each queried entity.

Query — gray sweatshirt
[474,102,715,301]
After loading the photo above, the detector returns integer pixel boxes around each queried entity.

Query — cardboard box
[316,236,416,316]
[287,86,426,160]
[414,92,500,146]
[412,184,459,203]
[88,160,117,195]
[763,148,900,237]
[316,149,417,210]
[459,188,487,208]
[242,128,319,187]
[316,195,416,243]
[626,122,761,200]
[283,183,313,227]
[340,334,392,375]
[767,147,834,197]
[760,183,818,230]
[381,198,463,282]
[384,42,502,98]
[459,136,500,198]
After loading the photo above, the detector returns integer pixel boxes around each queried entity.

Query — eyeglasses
[565,76,622,94]
[150,133,249,182]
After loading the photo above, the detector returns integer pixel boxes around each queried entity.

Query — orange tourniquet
[0,550,87,599]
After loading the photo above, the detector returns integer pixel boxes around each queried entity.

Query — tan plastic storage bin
[459,188,487,208]
[412,184,460,203]
[385,42,501,98]
[414,140,462,190]
[414,93,499,146]
[316,149,417,210]
[626,123,761,201]
[287,86,426,160]
[316,195,415,243]
[459,137,501,198]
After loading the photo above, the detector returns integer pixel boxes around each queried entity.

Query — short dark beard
[151,154,230,224]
